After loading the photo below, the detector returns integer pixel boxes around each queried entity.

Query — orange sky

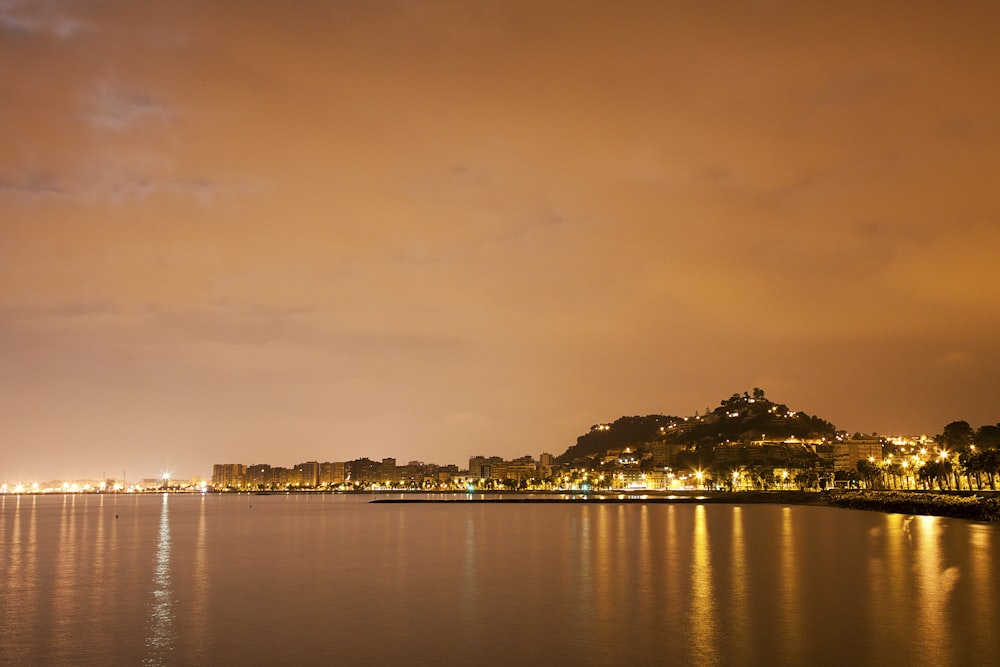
[2,1,999,480]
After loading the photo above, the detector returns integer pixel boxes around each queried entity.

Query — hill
[556,388,837,465]
[555,414,683,465]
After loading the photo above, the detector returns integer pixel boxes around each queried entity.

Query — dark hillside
[556,389,837,464]
[556,414,681,465]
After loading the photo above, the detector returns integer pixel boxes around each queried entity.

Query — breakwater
[823,490,1000,522]
[371,489,1000,522]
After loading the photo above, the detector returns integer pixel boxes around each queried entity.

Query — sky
[2,0,999,482]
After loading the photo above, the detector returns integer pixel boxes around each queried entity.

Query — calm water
[1,493,997,666]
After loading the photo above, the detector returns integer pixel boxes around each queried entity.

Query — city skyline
[2,391,988,485]
[3,1,1000,481]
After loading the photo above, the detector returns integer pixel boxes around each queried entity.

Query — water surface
[1,493,996,666]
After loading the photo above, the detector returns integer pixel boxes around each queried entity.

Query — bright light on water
[0,495,997,665]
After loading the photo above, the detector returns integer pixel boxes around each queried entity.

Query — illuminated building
[212,464,247,489]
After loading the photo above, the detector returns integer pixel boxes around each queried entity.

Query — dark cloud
[0,173,64,198]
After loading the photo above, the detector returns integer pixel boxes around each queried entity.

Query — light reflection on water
[778,506,802,665]
[144,493,174,666]
[914,515,950,665]
[690,505,718,666]
[51,494,80,660]
[968,524,997,655]
[729,507,751,659]
[637,505,652,622]
[0,494,998,666]
[462,510,478,624]
[1,495,39,664]
[187,494,208,663]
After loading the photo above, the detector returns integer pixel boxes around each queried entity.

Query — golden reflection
[778,507,802,665]
[107,496,120,596]
[593,505,611,621]
[93,495,107,617]
[637,505,652,619]
[576,505,592,611]
[867,514,910,662]
[188,494,209,660]
[690,505,718,666]
[462,511,479,622]
[888,515,910,633]
[590,504,615,663]
[4,495,23,582]
[913,515,951,666]
[51,494,80,659]
[97,494,122,660]
[613,505,626,606]
[1,496,27,654]
[145,493,174,665]
[27,497,38,600]
[664,505,681,606]
[728,507,750,656]
[392,502,409,590]
[572,505,595,646]
[968,525,997,656]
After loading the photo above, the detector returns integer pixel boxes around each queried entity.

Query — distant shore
[370,489,1000,522]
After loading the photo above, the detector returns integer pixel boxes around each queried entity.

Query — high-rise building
[833,439,884,472]
[246,464,273,489]
[346,458,380,485]
[380,458,397,485]
[319,461,346,486]
[468,456,487,479]
[212,463,247,489]
[293,461,320,487]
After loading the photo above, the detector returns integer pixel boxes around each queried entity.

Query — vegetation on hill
[556,388,837,465]
[555,414,682,465]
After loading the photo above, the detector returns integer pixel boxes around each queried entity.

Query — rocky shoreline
[818,490,1000,522]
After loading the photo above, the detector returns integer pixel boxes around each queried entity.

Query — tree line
[856,420,1000,491]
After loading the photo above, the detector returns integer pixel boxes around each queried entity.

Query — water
[1,493,997,666]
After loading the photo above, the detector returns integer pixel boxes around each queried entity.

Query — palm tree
[959,449,983,490]
[981,448,1000,490]
[856,459,878,489]
[795,469,819,491]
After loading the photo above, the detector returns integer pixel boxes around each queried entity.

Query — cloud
[0,0,90,38]
[0,300,467,363]
[0,173,64,199]
[0,169,254,207]
[938,351,973,367]
[0,302,153,343]
[97,175,257,207]
[85,83,172,131]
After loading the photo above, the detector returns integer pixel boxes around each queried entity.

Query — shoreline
[370,489,1000,522]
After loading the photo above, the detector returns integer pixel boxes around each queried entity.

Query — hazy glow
[1,1,999,479]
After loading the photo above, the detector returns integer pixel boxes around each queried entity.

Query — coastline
[370,489,1000,522]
